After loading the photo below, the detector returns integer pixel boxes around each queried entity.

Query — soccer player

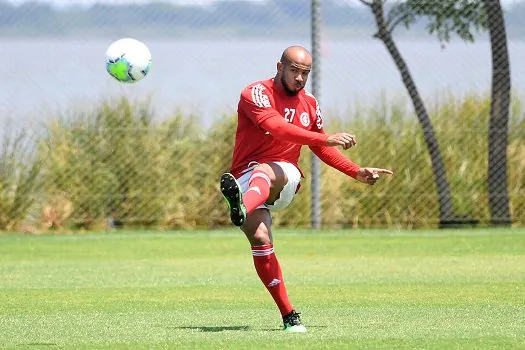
[220,46,393,333]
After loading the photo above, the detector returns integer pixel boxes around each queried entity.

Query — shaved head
[276,46,312,95]
[280,46,313,69]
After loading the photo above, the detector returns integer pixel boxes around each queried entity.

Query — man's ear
[277,61,283,73]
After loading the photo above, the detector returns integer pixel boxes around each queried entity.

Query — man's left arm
[307,98,360,178]
[309,143,360,178]
[307,97,392,184]
[310,144,393,185]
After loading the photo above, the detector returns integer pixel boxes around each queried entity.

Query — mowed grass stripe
[0,228,524,349]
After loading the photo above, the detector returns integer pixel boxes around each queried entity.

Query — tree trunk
[483,0,512,226]
[370,0,455,225]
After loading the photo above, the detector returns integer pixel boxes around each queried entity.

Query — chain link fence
[1,0,524,231]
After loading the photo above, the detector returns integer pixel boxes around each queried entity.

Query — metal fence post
[311,0,321,229]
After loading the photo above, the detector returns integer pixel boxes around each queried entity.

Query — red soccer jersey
[230,78,324,178]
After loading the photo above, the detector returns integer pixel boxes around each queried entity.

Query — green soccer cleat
[220,173,247,226]
[283,310,307,333]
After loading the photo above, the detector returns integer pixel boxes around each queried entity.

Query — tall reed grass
[0,124,41,231]
[0,94,523,231]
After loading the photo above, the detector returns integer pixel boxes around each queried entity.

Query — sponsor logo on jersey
[315,103,323,129]
[305,90,323,129]
[251,84,271,108]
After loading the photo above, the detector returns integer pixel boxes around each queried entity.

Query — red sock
[252,244,294,316]
[243,170,271,214]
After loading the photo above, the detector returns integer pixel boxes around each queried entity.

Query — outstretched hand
[326,133,357,150]
[355,167,393,185]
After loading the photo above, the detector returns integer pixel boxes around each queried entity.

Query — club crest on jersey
[300,112,310,127]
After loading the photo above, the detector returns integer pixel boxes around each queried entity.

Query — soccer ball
[106,38,152,83]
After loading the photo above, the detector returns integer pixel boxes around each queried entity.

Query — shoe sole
[283,325,307,333]
[220,173,246,226]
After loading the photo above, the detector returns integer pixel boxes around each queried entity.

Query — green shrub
[0,125,41,231]
[39,98,202,229]
[14,94,525,230]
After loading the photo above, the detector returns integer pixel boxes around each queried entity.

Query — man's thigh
[267,162,301,211]
[236,161,301,211]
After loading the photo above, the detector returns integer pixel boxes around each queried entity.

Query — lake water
[2,38,525,128]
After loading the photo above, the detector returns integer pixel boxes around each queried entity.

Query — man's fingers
[376,169,393,175]
[328,133,357,149]
[343,134,357,146]
[336,136,350,149]
[328,136,345,147]
[340,134,356,149]
[367,168,393,175]
[361,168,394,185]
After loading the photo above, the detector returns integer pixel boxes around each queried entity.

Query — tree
[359,0,510,226]
[483,0,511,226]
[358,0,462,226]
[404,0,512,226]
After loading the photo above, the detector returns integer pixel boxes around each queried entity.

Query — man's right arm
[240,84,353,147]
[260,116,357,148]
[259,115,328,146]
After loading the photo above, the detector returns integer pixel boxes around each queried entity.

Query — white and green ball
[106,38,152,83]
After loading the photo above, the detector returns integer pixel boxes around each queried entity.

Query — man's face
[279,61,311,95]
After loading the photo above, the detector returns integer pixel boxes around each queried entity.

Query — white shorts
[237,162,301,211]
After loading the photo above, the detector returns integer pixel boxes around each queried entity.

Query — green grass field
[0,228,524,349]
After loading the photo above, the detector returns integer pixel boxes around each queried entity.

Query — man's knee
[242,209,272,245]
[252,229,270,245]
[260,162,288,204]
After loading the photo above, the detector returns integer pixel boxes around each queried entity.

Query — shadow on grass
[261,325,327,331]
[168,326,250,332]
[166,325,327,332]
